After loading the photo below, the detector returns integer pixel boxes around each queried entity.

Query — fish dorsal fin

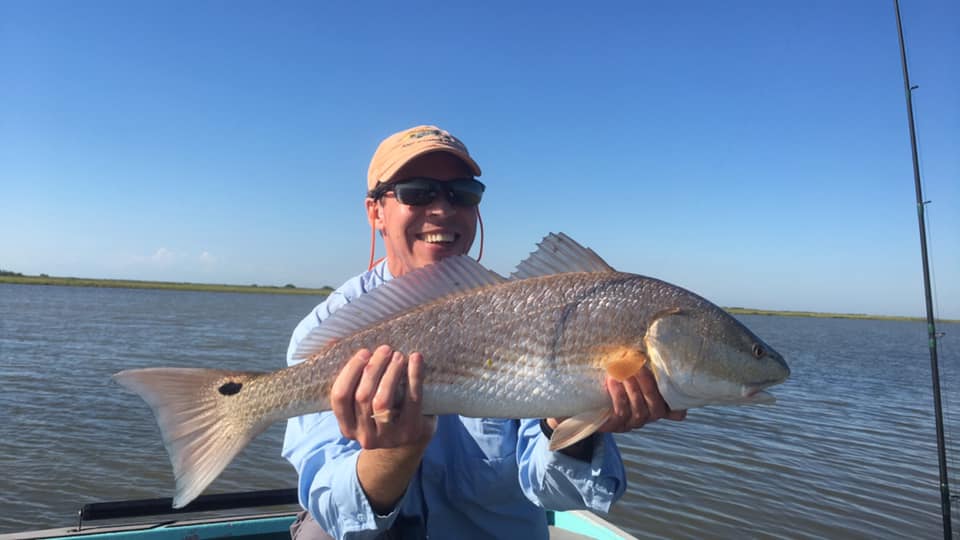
[510,232,616,279]
[293,256,506,360]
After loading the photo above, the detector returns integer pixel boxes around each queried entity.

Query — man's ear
[365,198,381,229]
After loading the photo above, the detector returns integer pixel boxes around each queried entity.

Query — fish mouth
[417,231,459,245]
[749,375,789,388]
[742,377,787,404]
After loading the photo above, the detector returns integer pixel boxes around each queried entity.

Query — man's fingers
[350,344,395,442]
[355,345,393,404]
[406,352,424,407]
[405,352,436,441]
[372,351,406,422]
[606,378,628,418]
[635,370,666,422]
[330,348,372,434]
[600,368,686,434]
[622,375,651,429]
[601,378,631,432]
[666,409,687,421]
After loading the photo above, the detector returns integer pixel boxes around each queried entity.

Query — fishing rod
[892,1,952,538]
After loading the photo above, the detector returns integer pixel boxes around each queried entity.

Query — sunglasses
[371,177,486,207]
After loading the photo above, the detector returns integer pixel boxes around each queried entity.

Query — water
[1,283,957,537]
[609,315,960,539]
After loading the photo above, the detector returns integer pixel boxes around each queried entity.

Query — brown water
[1,283,957,537]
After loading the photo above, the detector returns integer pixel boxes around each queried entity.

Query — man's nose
[425,191,456,215]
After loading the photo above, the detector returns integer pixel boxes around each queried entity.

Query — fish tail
[113,367,269,508]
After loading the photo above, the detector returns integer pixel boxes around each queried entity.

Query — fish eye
[752,344,765,358]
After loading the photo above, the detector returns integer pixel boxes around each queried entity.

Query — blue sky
[1,1,957,318]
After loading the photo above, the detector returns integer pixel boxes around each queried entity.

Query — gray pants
[290,510,426,540]
[289,510,334,540]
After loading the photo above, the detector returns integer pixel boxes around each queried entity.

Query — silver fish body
[300,272,785,417]
[114,233,789,508]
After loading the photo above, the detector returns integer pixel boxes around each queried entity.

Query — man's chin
[416,241,466,261]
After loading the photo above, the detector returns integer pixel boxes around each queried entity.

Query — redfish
[114,233,789,508]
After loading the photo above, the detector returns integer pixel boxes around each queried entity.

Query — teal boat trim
[0,489,636,540]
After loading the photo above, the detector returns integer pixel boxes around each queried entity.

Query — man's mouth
[418,232,458,245]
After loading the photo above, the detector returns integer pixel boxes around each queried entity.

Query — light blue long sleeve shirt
[282,260,627,540]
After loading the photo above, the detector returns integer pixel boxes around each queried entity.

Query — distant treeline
[0,273,333,296]
[2,271,955,322]
[724,306,957,324]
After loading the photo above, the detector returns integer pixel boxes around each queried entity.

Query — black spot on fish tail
[218,381,243,396]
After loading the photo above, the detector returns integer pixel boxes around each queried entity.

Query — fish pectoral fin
[548,408,612,451]
[601,347,648,382]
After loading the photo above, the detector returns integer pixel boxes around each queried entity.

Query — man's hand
[329,344,436,514]
[330,344,436,449]
[597,367,686,433]
[543,367,686,459]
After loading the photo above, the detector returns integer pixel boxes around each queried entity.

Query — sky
[1,1,957,319]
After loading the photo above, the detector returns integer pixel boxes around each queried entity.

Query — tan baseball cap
[366,125,482,192]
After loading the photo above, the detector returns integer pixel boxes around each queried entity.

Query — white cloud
[150,247,178,264]
[129,248,221,278]
[131,247,180,266]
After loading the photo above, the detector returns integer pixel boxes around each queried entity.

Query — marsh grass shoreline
[2,274,954,323]
[0,274,333,296]
[722,307,954,323]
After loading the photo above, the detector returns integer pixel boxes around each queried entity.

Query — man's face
[366,152,479,277]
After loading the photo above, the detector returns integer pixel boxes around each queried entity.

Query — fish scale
[113,233,789,508]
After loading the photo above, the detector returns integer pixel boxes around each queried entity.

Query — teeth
[422,232,455,244]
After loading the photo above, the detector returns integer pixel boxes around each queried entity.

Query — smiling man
[282,125,684,540]
[363,127,483,276]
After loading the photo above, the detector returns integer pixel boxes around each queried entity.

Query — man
[283,125,685,539]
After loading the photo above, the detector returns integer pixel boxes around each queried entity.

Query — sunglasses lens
[448,179,485,206]
[389,178,485,207]
[393,180,436,206]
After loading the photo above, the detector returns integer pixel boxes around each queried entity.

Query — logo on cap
[402,127,467,152]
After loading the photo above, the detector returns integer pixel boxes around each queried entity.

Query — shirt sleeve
[281,270,403,539]
[284,411,403,539]
[515,418,627,513]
